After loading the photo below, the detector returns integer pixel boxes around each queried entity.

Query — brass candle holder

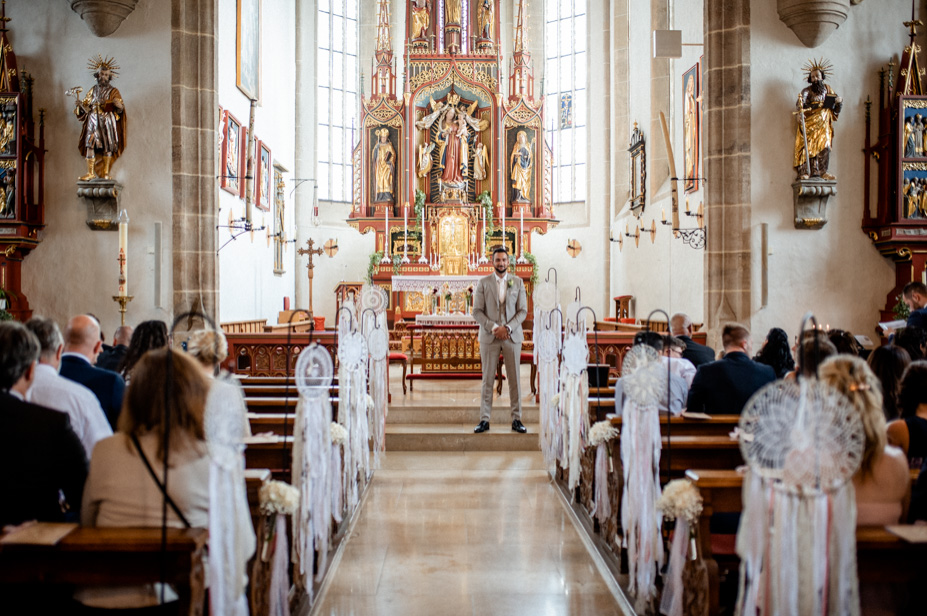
[112,295,134,326]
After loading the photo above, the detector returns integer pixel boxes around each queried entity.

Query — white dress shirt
[27,362,113,458]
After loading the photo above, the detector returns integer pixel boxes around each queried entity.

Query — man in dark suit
[95,324,133,372]
[0,322,88,526]
[687,323,777,415]
[670,312,715,367]
[903,281,927,330]
[472,246,528,434]
[59,314,126,429]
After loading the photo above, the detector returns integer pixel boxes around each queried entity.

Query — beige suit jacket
[472,272,528,346]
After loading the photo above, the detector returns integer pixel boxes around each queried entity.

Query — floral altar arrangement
[656,479,708,616]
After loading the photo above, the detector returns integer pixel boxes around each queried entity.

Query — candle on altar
[662,207,666,223]
[116,209,129,297]
[419,206,428,263]
[499,202,505,250]
[519,208,524,254]
[685,197,690,214]
[403,202,408,243]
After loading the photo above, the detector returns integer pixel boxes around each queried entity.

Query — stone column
[703,0,751,342]
[606,0,631,308]
[171,0,218,326]
[294,1,318,309]
[650,0,670,193]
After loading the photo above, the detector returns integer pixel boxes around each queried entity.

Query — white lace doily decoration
[360,284,388,314]
[367,326,389,361]
[537,326,561,362]
[562,331,589,376]
[295,343,333,399]
[338,331,368,371]
[621,345,665,408]
[739,379,864,490]
[533,281,558,313]
[565,300,584,331]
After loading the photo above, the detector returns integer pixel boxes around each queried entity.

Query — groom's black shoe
[474,421,490,433]
[512,419,527,433]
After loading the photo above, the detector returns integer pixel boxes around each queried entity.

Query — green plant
[414,189,426,228]
[524,252,538,286]
[392,253,403,275]
[477,190,494,233]
[893,294,911,321]
[366,251,383,284]
[0,289,11,321]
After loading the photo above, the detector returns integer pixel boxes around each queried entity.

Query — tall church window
[318,0,359,202]
[544,0,586,204]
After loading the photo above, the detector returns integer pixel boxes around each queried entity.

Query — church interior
[2,0,927,614]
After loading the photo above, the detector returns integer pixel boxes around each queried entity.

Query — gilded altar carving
[438,211,469,275]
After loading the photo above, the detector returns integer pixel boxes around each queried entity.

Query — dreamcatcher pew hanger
[643,308,673,485]
[545,267,557,286]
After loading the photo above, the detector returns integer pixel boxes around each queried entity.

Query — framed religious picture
[628,122,646,212]
[682,62,700,193]
[255,140,271,211]
[236,0,261,101]
[220,110,242,196]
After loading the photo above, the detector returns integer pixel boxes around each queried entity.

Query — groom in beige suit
[472,246,528,433]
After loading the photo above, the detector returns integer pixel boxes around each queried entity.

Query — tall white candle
[117,209,129,297]
[519,208,524,254]
[500,202,505,251]
[419,206,428,263]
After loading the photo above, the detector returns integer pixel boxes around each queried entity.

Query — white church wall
[749,0,902,345]
[217,0,298,325]
[15,1,173,338]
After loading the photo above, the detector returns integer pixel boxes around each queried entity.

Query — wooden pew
[0,526,207,615]
[245,396,338,414]
[604,409,741,437]
[244,436,295,479]
[242,385,338,398]
[686,468,927,615]
[658,436,742,477]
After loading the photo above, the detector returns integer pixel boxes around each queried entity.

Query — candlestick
[499,201,505,252]
[381,204,391,263]
[517,207,527,263]
[402,202,410,263]
[685,198,690,214]
[479,201,488,264]
[111,295,134,327]
[662,208,666,223]
[116,209,129,297]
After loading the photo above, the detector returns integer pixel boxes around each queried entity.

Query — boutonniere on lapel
[507,278,514,288]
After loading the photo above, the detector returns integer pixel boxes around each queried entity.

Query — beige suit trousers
[479,336,522,423]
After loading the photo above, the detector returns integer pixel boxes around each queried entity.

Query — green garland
[392,253,403,275]
[0,289,12,321]
[366,251,383,284]
[893,294,911,321]
[524,251,538,286]
[477,190,494,233]
[414,189,426,229]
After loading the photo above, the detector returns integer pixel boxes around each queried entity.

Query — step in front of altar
[385,424,540,452]
[386,405,539,425]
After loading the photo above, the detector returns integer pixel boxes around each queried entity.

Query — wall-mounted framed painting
[221,110,242,196]
[683,62,700,193]
[255,139,272,211]
[236,0,261,101]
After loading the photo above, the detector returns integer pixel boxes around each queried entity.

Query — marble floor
[312,450,630,615]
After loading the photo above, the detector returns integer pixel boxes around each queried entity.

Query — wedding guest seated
[902,280,927,330]
[687,324,776,415]
[792,335,837,379]
[117,320,169,383]
[613,331,687,417]
[186,328,251,439]
[753,327,795,378]
[0,321,87,526]
[893,325,927,361]
[867,344,911,422]
[670,312,715,367]
[59,314,126,429]
[79,349,211,610]
[95,325,133,372]
[819,356,910,525]
[25,316,112,459]
[828,328,863,357]
[663,335,696,387]
[887,361,927,469]
[908,457,927,522]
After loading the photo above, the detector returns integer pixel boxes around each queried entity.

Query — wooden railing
[221,319,268,334]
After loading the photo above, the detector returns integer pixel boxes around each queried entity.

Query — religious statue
[469,213,478,255]
[793,59,841,180]
[916,115,926,157]
[0,107,15,157]
[411,0,430,40]
[683,73,697,184]
[436,106,468,191]
[510,130,533,203]
[0,167,13,218]
[73,55,127,182]
[477,0,494,39]
[444,0,460,25]
[416,94,489,201]
[473,140,489,181]
[372,128,395,202]
[417,141,435,178]
[905,116,916,158]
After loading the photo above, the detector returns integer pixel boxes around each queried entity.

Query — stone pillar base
[792,178,836,229]
[76,180,122,230]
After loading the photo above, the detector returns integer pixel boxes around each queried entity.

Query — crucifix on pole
[297,237,338,316]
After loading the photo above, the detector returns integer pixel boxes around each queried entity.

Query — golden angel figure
[794,59,842,180]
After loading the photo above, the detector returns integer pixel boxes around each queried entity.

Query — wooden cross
[297,238,325,315]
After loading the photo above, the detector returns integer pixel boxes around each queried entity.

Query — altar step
[385,423,540,452]
[386,405,539,424]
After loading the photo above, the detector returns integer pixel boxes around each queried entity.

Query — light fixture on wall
[566,239,582,258]
[216,210,266,254]
[660,199,705,249]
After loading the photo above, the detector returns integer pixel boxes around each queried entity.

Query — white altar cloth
[414,314,476,326]
[391,275,482,294]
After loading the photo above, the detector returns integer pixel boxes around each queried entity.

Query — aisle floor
[313,451,628,616]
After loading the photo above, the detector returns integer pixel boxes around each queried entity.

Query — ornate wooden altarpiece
[0,8,45,320]
[864,20,927,322]
[349,0,557,323]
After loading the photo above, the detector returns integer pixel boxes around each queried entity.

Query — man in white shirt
[25,317,112,457]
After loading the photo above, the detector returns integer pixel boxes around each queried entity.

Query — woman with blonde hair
[818,355,910,525]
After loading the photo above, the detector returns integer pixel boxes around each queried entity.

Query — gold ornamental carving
[903,162,927,171]
[903,98,927,109]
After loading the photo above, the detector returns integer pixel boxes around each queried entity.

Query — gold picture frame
[629,122,646,212]
[236,0,261,101]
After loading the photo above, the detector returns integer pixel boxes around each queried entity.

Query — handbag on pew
[130,433,192,529]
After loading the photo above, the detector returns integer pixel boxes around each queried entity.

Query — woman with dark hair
[753,327,794,378]
[887,360,927,469]
[867,344,911,421]
[827,328,861,357]
[117,320,168,381]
